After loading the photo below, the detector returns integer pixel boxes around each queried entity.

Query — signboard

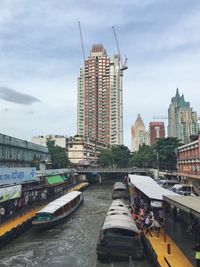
[150,200,162,208]
[0,185,22,203]
[0,168,36,186]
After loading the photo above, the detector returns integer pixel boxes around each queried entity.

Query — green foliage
[128,144,155,168]
[128,138,180,171]
[99,145,130,167]
[111,145,130,167]
[154,137,180,170]
[99,149,114,167]
[46,139,70,169]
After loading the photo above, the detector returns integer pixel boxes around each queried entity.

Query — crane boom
[112,26,128,71]
[112,26,123,67]
[78,21,85,62]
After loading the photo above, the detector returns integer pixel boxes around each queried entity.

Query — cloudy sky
[0,0,200,149]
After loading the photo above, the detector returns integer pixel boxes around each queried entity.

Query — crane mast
[112,26,128,145]
[78,21,85,63]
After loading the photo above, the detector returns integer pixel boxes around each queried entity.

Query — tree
[111,145,130,167]
[154,137,180,170]
[99,149,113,167]
[46,139,70,169]
[99,145,130,167]
[128,144,155,168]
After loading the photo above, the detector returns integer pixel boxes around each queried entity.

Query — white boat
[96,200,144,261]
[32,191,83,230]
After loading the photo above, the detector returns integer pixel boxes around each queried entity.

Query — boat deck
[145,229,193,267]
[0,182,88,237]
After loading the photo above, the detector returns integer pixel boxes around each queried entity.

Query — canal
[0,184,152,267]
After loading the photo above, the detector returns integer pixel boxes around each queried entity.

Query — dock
[145,229,193,267]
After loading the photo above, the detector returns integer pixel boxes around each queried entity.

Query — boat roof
[110,200,126,207]
[36,191,82,214]
[107,205,131,216]
[103,214,139,233]
[163,195,200,219]
[113,182,126,190]
[102,200,139,233]
[129,174,177,201]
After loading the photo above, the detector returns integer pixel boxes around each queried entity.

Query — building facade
[168,88,199,144]
[67,135,108,165]
[0,133,50,168]
[32,135,67,148]
[131,114,149,152]
[149,121,165,145]
[177,135,200,191]
[77,44,122,145]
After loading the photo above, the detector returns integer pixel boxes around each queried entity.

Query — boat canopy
[163,195,200,219]
[103,214,139,233]
[36,191,82,214]
[129,174,177,201]
[113,182,126,190]
[102,200,139,233]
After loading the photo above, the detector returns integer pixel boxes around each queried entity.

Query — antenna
[78,21,85,62]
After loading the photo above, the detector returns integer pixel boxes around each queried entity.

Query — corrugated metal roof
[163,195,200,218]
[129,174,177,200]
[36,191,82,214]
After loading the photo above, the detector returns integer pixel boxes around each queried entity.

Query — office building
[168,88,199,144]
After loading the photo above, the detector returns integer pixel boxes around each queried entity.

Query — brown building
[149,122,165,145]
[177,135,200,190]
[77,44,122,145]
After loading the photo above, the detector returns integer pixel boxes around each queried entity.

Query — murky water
[0,184,152,267]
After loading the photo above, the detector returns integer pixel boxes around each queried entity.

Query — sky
[0,0,200,149]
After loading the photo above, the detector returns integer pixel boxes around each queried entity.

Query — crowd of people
[128,195,164,237]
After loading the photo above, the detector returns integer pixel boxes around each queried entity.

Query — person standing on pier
[192,241,200,267]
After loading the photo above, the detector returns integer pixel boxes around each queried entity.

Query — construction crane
[112,26,128,145]
[152,116,168,120]
[112,26,128,71]
[78,21,85,63]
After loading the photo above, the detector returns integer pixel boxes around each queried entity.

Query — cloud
[0,86,40,105]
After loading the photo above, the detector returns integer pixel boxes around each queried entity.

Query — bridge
[76,167,148,175]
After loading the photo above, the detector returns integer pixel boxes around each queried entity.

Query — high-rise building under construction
[77,44,122,145]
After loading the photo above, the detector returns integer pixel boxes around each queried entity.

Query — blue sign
[0,167,37,186]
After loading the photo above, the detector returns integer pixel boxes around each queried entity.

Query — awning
[129,174,177,201]
[46,175,64,185]
[163,195,200,219]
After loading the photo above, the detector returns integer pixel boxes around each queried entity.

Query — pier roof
[128,174,177,201]
[163,195,200,219]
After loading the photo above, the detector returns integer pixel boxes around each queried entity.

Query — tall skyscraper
[131,114,149,152]
[77,44,122,145]
[168,88,199,144]
[149,122,165,145]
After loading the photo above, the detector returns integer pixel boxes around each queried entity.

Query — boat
[112,182,128,200]
[96,200,144,261]
[32,191,83,230]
